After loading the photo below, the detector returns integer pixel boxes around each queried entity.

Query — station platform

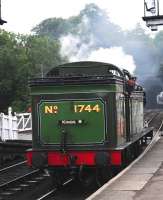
[18,131,32,140]
[87,136,163,200]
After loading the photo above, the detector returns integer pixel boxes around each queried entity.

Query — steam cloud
[60,33,94,62]
[87,47,136,73]
[59,3,162,108]
[59,7,137,74]
[60,34,136,73]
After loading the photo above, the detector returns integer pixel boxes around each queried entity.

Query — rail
[37,178,73,200]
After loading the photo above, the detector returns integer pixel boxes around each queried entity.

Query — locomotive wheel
[78,166,112,188]
[79,168,96,188]
[49,171,65,188]
[95,166,112,187]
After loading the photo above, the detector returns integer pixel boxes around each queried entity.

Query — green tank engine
[26,61,153,186]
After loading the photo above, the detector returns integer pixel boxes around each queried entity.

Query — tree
[32,18,69,39]
[0,30,66,112]
[32,3,124,48]
[0,31,25,112]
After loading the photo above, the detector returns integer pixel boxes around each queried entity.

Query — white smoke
[60,11,136,74]
[60,14,95,61]
[60,36,136,73]
[87,47,136,73]
[60,33,94,61]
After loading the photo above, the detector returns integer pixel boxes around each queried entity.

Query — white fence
[0,107,18,141]
[16,112,32,132]
[0,107,32,141]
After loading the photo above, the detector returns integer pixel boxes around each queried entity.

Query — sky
[2,0,161,34]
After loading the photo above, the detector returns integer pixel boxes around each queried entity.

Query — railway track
[0,169,48,200]
[144,110,160,126]
[0,161,33,185]
[37,178,73,200]
[36,178,96,200]
[0,160,51,199]
[0,160,26,172]
[144,110,163,131]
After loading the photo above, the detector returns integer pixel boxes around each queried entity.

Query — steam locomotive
[26,61,153,187]
[157,92,163,104]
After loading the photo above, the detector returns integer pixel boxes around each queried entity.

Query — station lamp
[142,0,163,31]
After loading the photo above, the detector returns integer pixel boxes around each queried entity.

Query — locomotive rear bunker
[26,61,153,186]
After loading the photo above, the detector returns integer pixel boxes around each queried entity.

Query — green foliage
[25,35,65,75]
[32,18,69,39]
[0,30,66,112]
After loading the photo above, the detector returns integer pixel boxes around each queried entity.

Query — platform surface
[18,131,32,140]
[87,136,163,200]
